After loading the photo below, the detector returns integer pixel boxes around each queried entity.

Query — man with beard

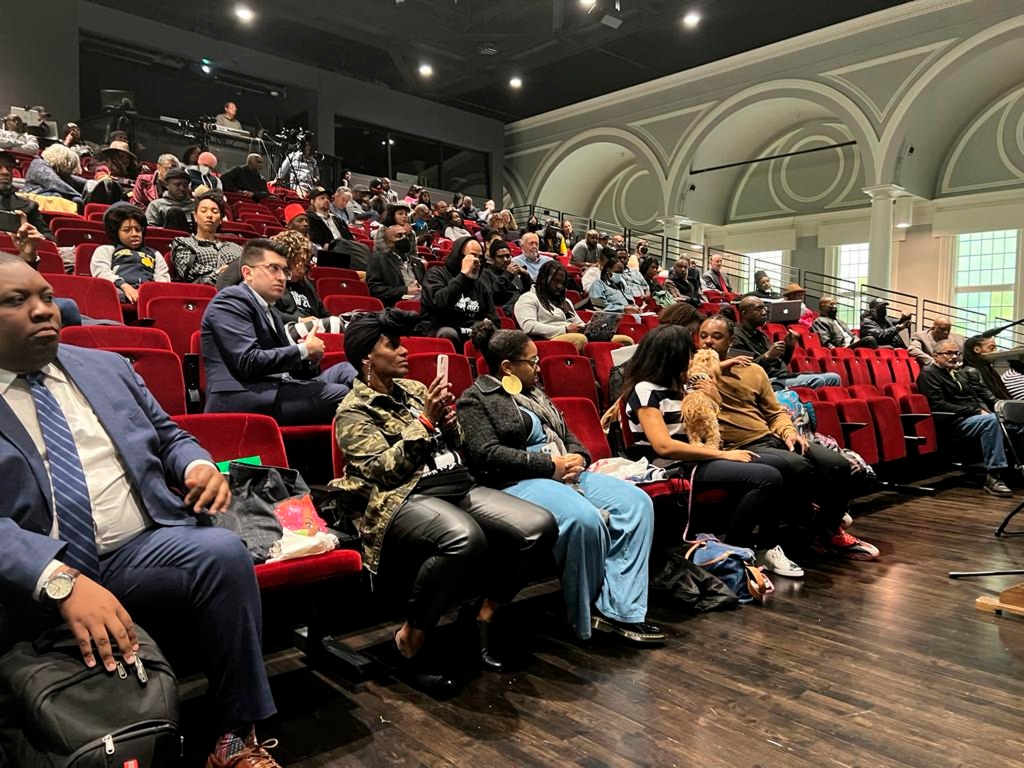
[478,239,531,315]
[859,297,912,348]
[812,296,878,349]
[366,226,426,308]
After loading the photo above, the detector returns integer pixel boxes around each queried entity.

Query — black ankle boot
[391,632,458,695]
[476,620,504,673]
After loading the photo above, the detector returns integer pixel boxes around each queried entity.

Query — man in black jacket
[918,339,1014,497]
[416,236,498,344]
[307,186,351,249]
[366,226,425,307]
[0,151,53,239]
[859,298,911,348]
[731,297,841,389]
[219,153,274,201]
[479,239,531,314]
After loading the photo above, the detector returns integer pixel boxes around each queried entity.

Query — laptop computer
[768,300,803,324]
[584,311,623,342]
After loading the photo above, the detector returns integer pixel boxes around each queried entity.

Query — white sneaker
[756,545,805,578]
[841,513,853,529]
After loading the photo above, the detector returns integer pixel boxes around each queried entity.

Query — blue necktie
[20,372,101,580]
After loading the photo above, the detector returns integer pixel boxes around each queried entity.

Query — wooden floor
[182,475,1024,767]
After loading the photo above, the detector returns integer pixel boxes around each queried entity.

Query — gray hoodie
[145,191,194,226]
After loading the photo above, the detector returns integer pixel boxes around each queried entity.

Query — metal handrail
[921,299,989,341]
[862,284,919,330]
[751,259,801,295]
[803,271,857,324]
[706,247,750,294]
[664,237,706,271]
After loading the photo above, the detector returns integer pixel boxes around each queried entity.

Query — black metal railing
[803,271,857,325]
[993,317,1024,350]
[862,285,919,337]
[752,259,801,296]
[921,299,989,341]
[625,228,666,264]
[664,237,705,271]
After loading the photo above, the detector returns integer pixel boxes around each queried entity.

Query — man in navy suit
[0,253,282,767]
[201,238,356,425]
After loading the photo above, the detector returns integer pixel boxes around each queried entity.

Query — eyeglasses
[512,356,540,369]
[935,350,961,358]
[251,263,292,279]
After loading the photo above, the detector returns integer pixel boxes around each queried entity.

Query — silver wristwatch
[43,571,77,602]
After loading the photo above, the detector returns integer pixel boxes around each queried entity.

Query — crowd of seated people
[9,126,1024,768]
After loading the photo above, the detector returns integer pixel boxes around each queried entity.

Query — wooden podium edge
[976,582,1024,617]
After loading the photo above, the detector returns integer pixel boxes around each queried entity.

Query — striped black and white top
[625,380,686,446]
[1003,369,1024,401]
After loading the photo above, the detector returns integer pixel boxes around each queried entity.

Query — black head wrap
[343,308,419,371]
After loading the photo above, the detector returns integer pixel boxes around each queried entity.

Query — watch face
[46,573,74,600]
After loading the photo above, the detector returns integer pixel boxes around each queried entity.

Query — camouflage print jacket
[331,377,464,573]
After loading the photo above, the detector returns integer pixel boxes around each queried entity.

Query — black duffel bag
[0,625,181,767]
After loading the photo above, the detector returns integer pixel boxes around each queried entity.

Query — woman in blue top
[588,247,640,313]
[458,320,665,644]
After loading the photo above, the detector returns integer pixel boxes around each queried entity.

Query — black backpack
[0,626,181,767]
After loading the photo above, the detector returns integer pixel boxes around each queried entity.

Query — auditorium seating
[46,274,123,322]
[137,282,217,317]
[539,355,599,406]
[62,325,174,351]
[406,352,473,398]
[111,347,187,416]
[147,296,213,359]
[324,295,385,315]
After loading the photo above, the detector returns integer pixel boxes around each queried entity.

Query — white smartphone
[436,353,449,388]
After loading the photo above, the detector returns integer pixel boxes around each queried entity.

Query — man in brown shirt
[698,315,880,560]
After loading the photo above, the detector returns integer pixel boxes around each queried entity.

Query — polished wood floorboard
[182,477,1024,767]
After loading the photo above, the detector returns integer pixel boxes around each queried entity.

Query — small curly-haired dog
[681,348,722,450]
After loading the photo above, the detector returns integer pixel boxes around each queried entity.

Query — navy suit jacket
[201,283,318,413]
[0,345,210,604]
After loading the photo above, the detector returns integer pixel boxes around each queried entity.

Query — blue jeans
[503,472,654,640]
[778,372,842,390]
[957,412,1006,469]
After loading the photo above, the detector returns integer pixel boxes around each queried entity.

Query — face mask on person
[394,237,412,255]
[638,245,648,255]
[825,307,838,319]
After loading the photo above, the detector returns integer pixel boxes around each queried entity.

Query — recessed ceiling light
[682,11,701,28]
[509,76,523,89]
[201,64,212,74]
[235,4,255,23]
[418,63,433,77]
[579,0,596,7]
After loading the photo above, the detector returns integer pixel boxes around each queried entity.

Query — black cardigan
[457,375,590,489]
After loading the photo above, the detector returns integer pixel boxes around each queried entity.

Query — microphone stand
[982,316,1024,339]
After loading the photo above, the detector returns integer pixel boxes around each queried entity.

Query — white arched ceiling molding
[503,165,528,208]
[880,13,1024,197]
[667,80,880,226]
[729,121,864,222]
[939,83,1024,196]
[529,128,668,214]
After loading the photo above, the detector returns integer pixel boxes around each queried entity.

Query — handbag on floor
[685,534,774,605]
[0,625,180,767]
[649,546,739,612]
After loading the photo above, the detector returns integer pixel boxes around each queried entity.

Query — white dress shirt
[0,362,213,595]
[316,212,342,240]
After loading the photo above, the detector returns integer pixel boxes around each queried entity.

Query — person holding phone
[333,309,557,693]
[416,236,499,345]
[699,314,879,561]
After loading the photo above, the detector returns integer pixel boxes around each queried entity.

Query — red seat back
[846,384,880,400]
[109,348,187,416]
[819,357,849,386]
[535,340,580,359]
[552,396,611,461]
[866,357,893,386]
[538,355,599,406]
[843,357,872,386]
[148,296,212,359]
[137,282,216,317]
[817,386,849,403]
[317,333,345,354]
[323,295,384,315]
[45,274,123,322]
[310,266,361,282]
[61,325,173,351]
[583,341,623,409]
[811,400,844,447]
[835,399,879,464]
[172,414,288,467]
[406,353,474,399]
[789,386,817,402]
[400,336,456,355]
[898,393,938,455]
[831,346,854,359]
[865,395,907,463]
[395,299,421,313]
[316,278,370,297]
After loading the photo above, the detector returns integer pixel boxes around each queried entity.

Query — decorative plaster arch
[880,13,1024,189]
[529,127,668,211]
[667,79,881,217]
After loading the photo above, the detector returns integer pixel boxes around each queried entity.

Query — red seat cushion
[254,549,362,591]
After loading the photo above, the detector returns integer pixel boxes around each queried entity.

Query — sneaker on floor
[841,512,853,529]
[817,529,879,561]
[591,614,667,643]
[206,740,282,768]
[984,476,1013,498]
[756,545,804,578]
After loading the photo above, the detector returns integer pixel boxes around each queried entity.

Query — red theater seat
[61,325,173,351]
[539,355,599,406]
[110,348,187,416]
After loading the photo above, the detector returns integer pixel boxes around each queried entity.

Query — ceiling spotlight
[235,4,255,23]
[509,76,523,89]
[579,0,596,7]
[418,63,433,77]
[682,11,701,28]
[201,64,212,74]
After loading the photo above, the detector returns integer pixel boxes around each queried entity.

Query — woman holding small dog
[621,325,803,578]
[459,320,665,644]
